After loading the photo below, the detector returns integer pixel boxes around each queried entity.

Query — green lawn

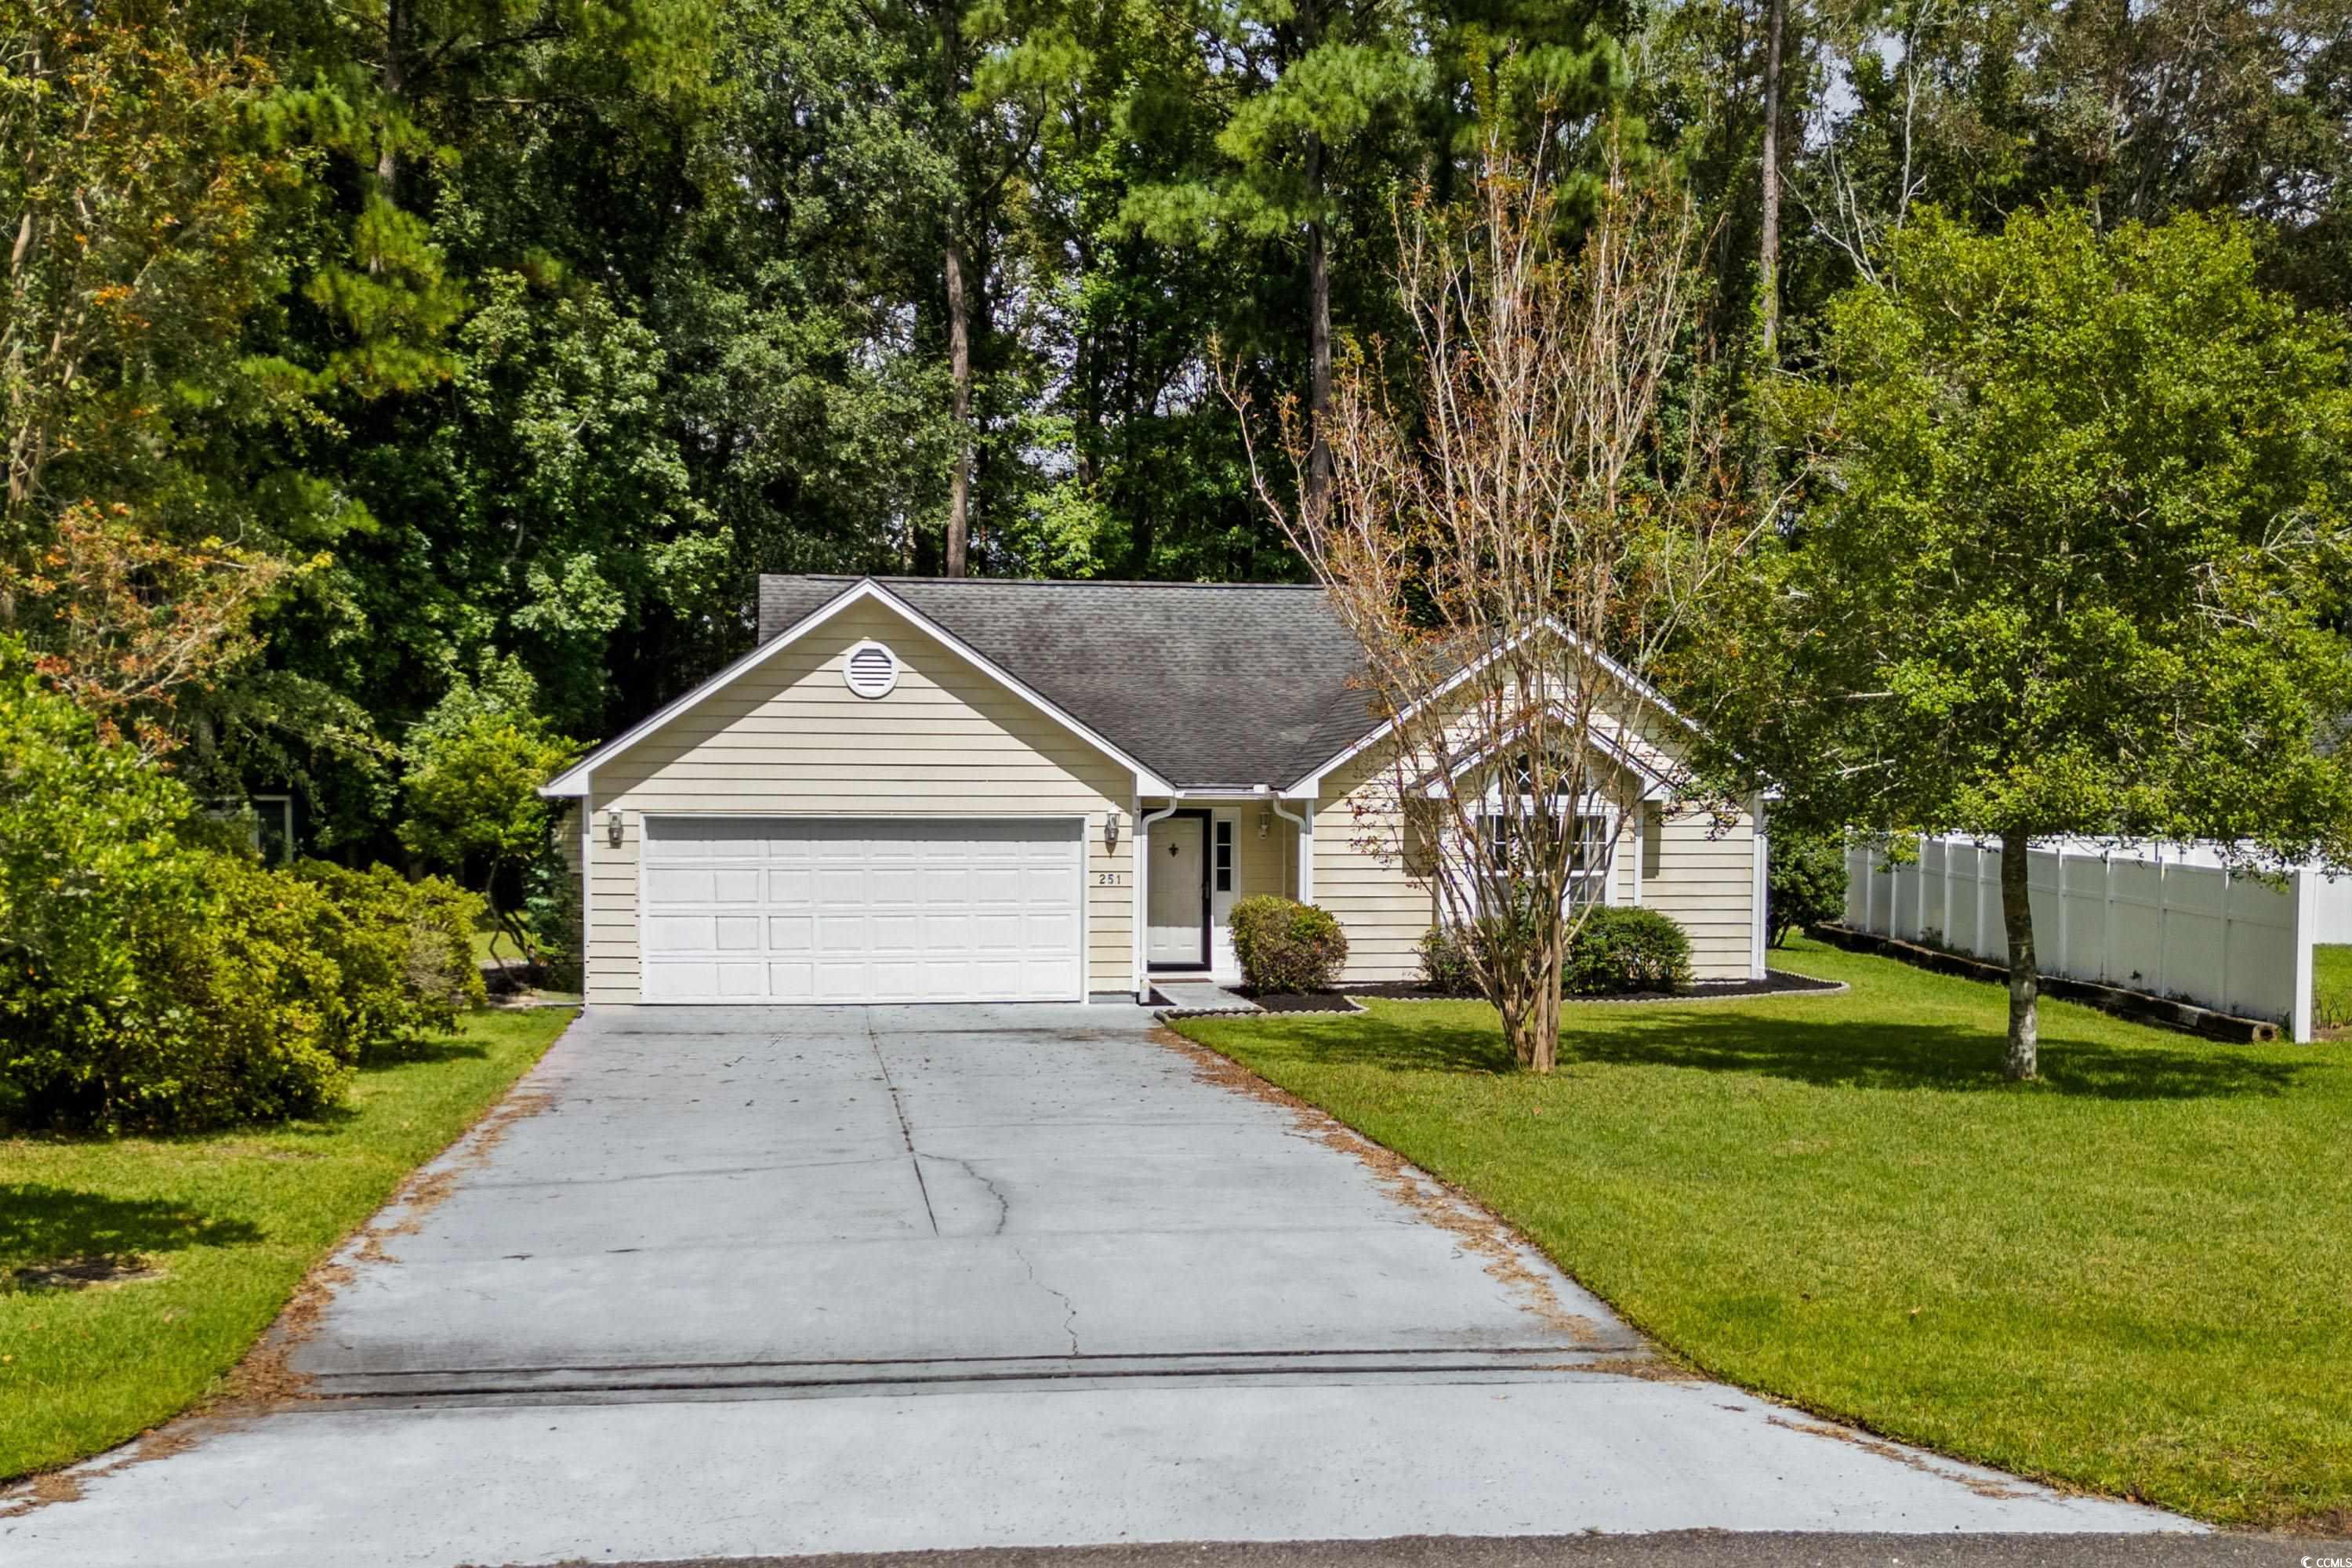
[2315,944,2352,1030]
[0,1007,575,1481]
[1173,939,2352,1529]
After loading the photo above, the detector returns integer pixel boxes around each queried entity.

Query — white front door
[639,817,1083,1003]
[1147,815,1207,967]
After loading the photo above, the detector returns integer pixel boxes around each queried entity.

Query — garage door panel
[645,915,716,951]
[870,913,922,948]
[643,817,1082,1004]
[647,866,722,902]
[715,963,767,998]
[813,913,870,951]
[970,868,1024,904]
[869,867,922,902]
[710,868,763,902]
[923,913,974,947]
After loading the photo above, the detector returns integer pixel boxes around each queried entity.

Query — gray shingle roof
[757,575,1382,789]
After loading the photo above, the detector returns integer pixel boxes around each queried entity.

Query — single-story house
[541,575,1765,1005]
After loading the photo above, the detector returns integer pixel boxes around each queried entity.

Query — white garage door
[639,818,1083,1004]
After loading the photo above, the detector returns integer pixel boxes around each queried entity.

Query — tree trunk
[1304,131,1333,524]
[1529,932,1562,1074]
[1998,827,2039,1080]
[1757,0,1785,361]
[945,230,972,577]
[378,0,405,201]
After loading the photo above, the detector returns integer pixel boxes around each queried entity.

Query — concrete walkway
[3,1004,2190,1566]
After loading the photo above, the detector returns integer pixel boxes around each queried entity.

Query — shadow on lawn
[1310,1008,2308,1102]
[0,1185,263,1273]
[360,1036,489,1069]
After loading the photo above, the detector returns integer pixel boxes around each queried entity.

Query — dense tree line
[5,0,2350,860]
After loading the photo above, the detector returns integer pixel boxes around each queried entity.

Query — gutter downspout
[1136,800,1180,1003]
[579,790,593,1006]
[1271,797,1312,903]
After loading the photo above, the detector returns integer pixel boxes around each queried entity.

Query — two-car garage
[638,818,1086,1004]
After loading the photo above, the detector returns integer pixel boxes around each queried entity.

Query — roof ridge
[761,573,1324,591]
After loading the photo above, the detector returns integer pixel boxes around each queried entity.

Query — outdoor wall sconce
[607,808,624,848]
[1104,811,1124,851]
[1257,807,1271,839]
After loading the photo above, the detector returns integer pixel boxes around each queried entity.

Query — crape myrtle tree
[1231,138,1762,1073]
[1715,206,2352,1079]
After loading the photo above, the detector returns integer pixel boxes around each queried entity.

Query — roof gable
[543,579,1178,797]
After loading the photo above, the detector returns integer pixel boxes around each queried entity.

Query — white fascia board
[1280,618,1693,798]
[540,578,1176,799]
[1363,696,1686,808]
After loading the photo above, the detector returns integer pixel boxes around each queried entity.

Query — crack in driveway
[862,1010,938,1236]
[1013,1244,1081,1356]
[914,1150,1011,1236]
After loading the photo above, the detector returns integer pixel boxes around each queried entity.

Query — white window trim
[1471,794,1622,909]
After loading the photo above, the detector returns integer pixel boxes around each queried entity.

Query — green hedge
[0,643,489,1131]
[1416,905,1696,1000]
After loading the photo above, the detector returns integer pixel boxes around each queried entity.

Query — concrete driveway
[5,1004,2187,1565]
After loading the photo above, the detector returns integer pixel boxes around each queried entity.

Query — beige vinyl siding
[1640,806,1758,980]
[1313,753,1436,983]
[583,600,1134,1003]
[1307,742,1755,986]
[1227,803,1295,901]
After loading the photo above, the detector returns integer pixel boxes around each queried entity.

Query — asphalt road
[590,1533,2346,1568]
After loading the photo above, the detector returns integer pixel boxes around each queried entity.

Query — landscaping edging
[1809,923,2282,1044]
[1346,971,1849,1006]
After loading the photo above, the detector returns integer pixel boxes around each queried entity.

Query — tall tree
[1126,0,1427,523]
[1756,0,1786,356]
[1710,206,2352,1077]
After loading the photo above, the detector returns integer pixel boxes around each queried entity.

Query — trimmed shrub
[1417,925,1479,996]
[294,862,487,1056]
[1228,895,1349,993]
[1564,906,1693,995]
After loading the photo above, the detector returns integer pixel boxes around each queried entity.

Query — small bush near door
[1565,906,1693,995]
[1229,896,1349,993]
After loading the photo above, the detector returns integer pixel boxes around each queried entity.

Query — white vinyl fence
[1844,837,2320,1041]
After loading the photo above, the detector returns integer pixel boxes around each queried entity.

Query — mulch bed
[1231,989,1366,1014]
[1346,969,1847,1005]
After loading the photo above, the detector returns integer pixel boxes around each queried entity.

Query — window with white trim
[1479,808,1614,905]
[1214,818,1234,892]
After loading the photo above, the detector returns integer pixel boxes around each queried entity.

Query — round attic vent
[843,640,898,699]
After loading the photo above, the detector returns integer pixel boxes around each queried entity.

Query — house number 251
[1095,871,1124,886]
